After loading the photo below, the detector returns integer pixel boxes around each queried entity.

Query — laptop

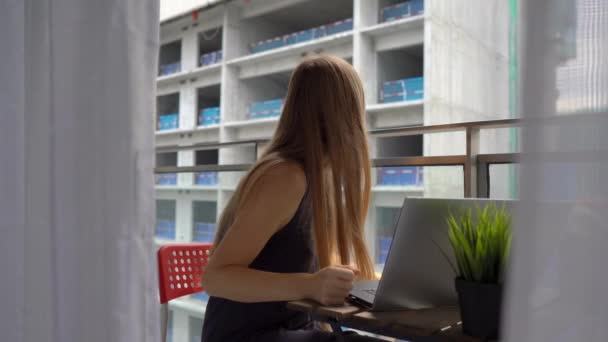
[349,197,514,311]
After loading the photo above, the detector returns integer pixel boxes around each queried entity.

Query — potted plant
[446,204,512,339]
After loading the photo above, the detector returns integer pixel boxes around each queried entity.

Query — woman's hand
[308,265,358,306]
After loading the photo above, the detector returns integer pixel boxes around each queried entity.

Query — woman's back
[201,190,315,341]
[199,57,381,342]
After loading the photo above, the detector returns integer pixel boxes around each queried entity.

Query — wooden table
[287,300,483,342]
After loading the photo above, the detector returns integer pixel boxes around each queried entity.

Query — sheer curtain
[0,1,160,341]
[504,0,608,341]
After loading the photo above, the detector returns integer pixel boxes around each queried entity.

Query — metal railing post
[464,127,480,198]
[477,159,491,198]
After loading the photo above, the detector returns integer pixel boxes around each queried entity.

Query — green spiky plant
[446,204,513,284]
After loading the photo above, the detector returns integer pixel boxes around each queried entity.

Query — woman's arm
[203,161,355,304]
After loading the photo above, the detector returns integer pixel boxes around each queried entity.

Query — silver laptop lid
[373,197,514,311]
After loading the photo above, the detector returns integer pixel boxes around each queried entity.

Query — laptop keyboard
[363,289,377,296]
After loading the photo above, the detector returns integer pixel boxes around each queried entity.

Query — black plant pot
[455,278,503,340]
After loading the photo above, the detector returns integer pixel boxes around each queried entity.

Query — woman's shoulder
[262,159,307,194]
[250,157,307,199]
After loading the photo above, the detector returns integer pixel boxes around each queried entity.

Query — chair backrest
[157,243,212,304]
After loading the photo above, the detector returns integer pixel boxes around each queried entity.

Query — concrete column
[177,150,195,187]
[176,196,193,242]
[181,29,198,71]
[179,86,197,130]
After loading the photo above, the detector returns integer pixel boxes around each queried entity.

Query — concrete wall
[424,0,511,197]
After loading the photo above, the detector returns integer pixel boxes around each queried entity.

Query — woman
[202,56,382,341]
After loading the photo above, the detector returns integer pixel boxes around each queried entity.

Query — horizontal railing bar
[155,155,474,174]
[154,118,522,153]
[477,153,519,164]
[155,164,253,173]
[369,118,521,138]
[156,139,268,154]
[373,156,467,167]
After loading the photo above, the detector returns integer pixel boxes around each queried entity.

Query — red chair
[157,243,212,342]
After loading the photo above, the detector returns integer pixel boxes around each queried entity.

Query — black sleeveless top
[201,190,316,342]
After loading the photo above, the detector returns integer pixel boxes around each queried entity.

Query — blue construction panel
[416,167,424,185]
[383,84,405,94]
[378,167,422,185]
[387,167,399,185]
[249,18,354,55]
[404,78,424,93]
[410,0,424,15]
[268,37,285,50]
[377,166,424,186]
[381,77,424,103]
[381,94,408,103]
[296,28,315,43]
[249,101,264,114]
[249,42,262,54]
[199,118,220,126]
[314,25,328,38]
[401,167,424,185]
[158,113,179,130]
[376,167,385,185]
[199,53,213,66]
[376,236,392,264]
[156,173,178,185]
[383,80,406,95]
[327,18,353,35]
[381,1,423,23]
[192,291,209,302]
[165,173,178,185]
[381,91,423,103]
[195,172,218,185]
[249,111,281,120]
[249,37,284,54]
[199,50,223,67]
[249,42,263,54]
[155,219,176,240]
[200,107,219,118]
[264,99,284,111]
[200,53,212,66]
[382,2,410,22]
[379,236,392,250]
[377,167,386,185]
[398,167,417,185]
[247,98,284,120]
[159,62,181,76]
[156,174,165,185]
[378,167,399,185]
[284,33,298,46]
[198,107,220,126]
[159,65,168,76]
[406,90,424,101]
[193,222,216,243]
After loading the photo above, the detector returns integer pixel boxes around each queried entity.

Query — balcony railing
[154,118,522,198]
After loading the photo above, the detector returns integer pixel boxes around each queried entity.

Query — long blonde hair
[214,56,374,279]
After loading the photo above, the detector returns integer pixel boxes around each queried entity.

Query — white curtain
[504,0,608,341]
[0,1,160,341]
